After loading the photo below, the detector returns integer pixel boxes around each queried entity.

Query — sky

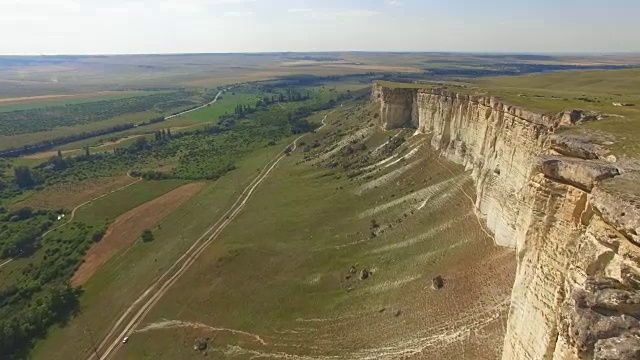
[1,0,639,55]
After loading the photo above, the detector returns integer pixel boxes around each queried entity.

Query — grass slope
[107,101,515,359]
[30,139,291,360]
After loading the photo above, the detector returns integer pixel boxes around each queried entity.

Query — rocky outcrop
[549,133,612,161]
[538,156,619,192]
[373,83,640,360]
[371,85,416,129]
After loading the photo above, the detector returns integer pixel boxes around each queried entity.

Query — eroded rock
[550,134,603,160]
[594,334,640,360]
[538,156,619,192]
[592,172,640,245]
[559,277,640,358]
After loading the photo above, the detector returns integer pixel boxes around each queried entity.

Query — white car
[122,336,129,344]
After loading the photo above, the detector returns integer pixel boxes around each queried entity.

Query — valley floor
[104,102,516,359]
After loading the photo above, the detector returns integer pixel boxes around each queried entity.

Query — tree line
[0,115,165,158]
[0,206,95,359]
[0,91,188,136]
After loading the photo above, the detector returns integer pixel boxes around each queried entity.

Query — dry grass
[12,175,137,211]
[0,91,139,104]
[71,182,205,286]
[112,101,516,359]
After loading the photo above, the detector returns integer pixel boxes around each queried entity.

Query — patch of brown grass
[0,91,136,104]
[71,182,205,286]
[13,175,137,211]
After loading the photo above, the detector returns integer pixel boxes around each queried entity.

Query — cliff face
[373,83,640,360]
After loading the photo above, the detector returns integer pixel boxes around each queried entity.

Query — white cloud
[385,0,403,6]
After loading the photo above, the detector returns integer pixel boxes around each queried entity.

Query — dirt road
[165,89,226,120]
[21,89,227,161]
[89,103,344,360]
[0,173,141,270]
[3,91,230,269]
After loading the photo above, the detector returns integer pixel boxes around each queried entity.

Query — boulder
[431,275,445,290]
[549,134,602,160]
[360,269,370,280]
[537,156,619,192]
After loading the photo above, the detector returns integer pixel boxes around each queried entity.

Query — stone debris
[360,268,370,280]
[431,275,445,290]
[194,338,208,351]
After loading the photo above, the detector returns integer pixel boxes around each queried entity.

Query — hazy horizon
[2,0,640,55]
[3,51,640,57]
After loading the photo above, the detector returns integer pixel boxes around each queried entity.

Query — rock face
[373,83,640,360]
[372,85,416,129]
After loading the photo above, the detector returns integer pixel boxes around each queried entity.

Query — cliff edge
[373,83,640,360]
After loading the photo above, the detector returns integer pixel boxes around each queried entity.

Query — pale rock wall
[373,83,640,360]
[371,85,417,130]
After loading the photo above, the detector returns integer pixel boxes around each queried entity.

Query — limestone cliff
[373,83,640,360]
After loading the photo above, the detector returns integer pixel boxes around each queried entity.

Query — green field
[379,69,640,158]
[473,69,640,157]
[31,136,292,360]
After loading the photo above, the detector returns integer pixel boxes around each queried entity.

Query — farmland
[2,52,640,360]
[0,76,359,359]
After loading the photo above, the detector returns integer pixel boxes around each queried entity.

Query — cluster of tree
[253,90,311,108]
[380,135,406,157]
[234,103,256,117]
[0,212,96,358]
[153,128,172,142]
[0,208,53,259]
[14,166,38,188]
[129,170,171,180]
[285,98,344,134]
[0,91,188,136]
[0,284,81,359]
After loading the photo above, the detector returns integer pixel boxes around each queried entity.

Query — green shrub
[140,228,154,243]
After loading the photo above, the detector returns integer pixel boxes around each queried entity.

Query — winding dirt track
[165,89,226,120]
[90,103,344,360]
